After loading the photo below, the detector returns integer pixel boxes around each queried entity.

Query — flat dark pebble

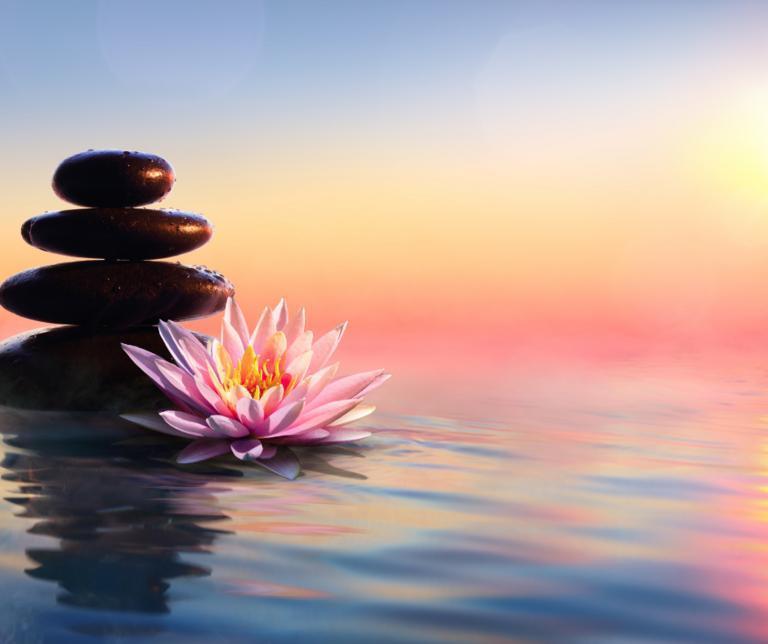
[22,208,213,260]
[0,261,234,327]
[0,326,209,411]
[53,150,175,208]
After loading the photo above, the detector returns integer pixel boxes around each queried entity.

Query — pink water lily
[121,298,389,479]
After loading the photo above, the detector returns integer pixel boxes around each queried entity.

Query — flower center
[237,345,290,397]
[215,342,293,401]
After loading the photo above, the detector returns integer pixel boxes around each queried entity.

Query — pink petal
[177,439,231,464]
[231,438,263,460]
[273,298,289,330]
[282,307,306,345]
[253,447,301,479]
[359,372,391,397]
[261,331,287,365]
[121,412,191,438]
[308,323,347,373]
[121,343,170,389]
[284,350,313,387]
[249,306,276,354]
[308,369,385,409]
[285,331,313,366]
[282,381,309,406]
[305,363,339,402]
[225,297,249,346]
[236,396,267,432]
[156,360,213,415]
[260,444,278,459]
[177,330,217,376]
[221,316,245,366]
[260,385,284,416]
[289,399,359,433]
[158,320,213,376]
[272,428,330,445]
[210,338,233,379]
[206,415,250,438]
[266,400,306,436]
[327,404,376,427]
[158,320,194,374]
[318,429,372,443]
[160,410,217,437]
[193,377,231,416]
[121,343,197,412]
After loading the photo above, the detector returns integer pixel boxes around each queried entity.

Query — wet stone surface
[22,208,213,260]
[0,325,189,411]
[52,150,175,208]
[0,261,234,327]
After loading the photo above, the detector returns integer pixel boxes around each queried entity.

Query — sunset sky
[2,1,768,383]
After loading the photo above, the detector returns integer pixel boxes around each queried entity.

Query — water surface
[2,358,768,642]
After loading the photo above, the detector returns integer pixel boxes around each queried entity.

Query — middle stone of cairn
[0,149,234,412]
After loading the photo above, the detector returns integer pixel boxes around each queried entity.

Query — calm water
[2,358,768,643]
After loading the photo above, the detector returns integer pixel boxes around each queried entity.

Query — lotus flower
[121,298,389,479]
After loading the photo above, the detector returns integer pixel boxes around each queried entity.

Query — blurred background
[2,0,768,396]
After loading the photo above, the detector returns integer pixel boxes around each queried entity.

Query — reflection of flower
[122,298,389,479]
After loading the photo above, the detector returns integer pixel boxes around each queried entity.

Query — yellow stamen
[213,335,294,411]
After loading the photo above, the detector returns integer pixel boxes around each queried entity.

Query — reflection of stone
[0,326,180,412]
[2,439,233,614]
[26,549,203,612]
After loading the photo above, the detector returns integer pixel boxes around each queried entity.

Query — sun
[693,86,768,202]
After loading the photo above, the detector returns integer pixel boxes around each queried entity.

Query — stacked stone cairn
[0,150,234,413]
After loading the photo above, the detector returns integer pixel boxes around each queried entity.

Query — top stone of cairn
[52,149,175,207]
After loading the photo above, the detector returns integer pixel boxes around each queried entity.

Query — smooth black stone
[53,150,175,208]
[0,261,234,327]
[22,208,213,260]
[0,326,192,412]
[0,407,149,440]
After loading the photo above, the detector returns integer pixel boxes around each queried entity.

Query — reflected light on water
[1,357,768,641]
